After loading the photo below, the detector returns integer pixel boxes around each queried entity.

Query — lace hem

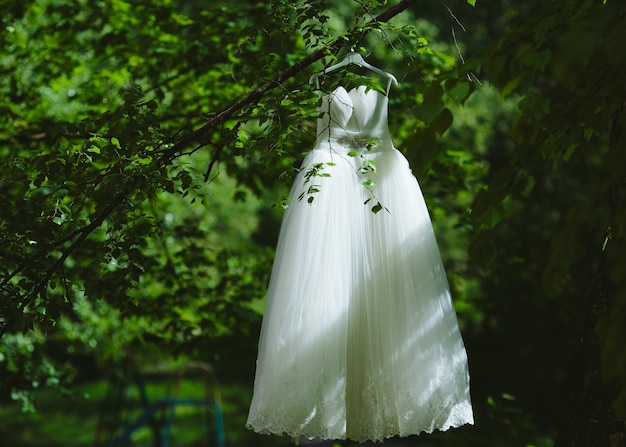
[247,409,473,444]
[247,366,474,443]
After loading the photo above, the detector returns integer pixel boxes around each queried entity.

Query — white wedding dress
[246,85,474,443]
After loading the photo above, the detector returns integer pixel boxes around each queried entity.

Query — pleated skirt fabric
[246,145,474,443]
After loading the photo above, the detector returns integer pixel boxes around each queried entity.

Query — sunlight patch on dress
[246,85,474,443]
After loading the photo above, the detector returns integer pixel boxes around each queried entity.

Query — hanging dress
[246,85,474,443]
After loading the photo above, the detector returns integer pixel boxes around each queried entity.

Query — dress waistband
[313,136,391,154]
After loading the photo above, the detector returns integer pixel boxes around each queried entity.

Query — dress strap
[385,76,394,96]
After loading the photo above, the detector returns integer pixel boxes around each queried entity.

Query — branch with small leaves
[0,0,416,339]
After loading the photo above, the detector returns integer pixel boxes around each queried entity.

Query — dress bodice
[315,86,393,153]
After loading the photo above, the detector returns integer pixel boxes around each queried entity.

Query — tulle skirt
[246,144,473,443]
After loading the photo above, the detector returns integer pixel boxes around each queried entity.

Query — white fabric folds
[246,86,474,443]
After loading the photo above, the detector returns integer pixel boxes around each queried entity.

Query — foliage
[2,0,626,445]
[1,0,463,411]
[469,0,626,417]
[0,379,554,447]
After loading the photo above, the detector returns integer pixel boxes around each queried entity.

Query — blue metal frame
[105,397,225,447]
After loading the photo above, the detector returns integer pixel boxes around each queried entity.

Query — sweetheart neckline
[326,85,388,101]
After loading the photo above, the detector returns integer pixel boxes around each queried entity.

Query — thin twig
[159,0,416,168]
[451,26,465,64]
[445,3,466,32]
[1,0,416,340]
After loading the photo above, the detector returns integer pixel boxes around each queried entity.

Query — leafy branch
[158,0,416,169]
[0,0,416,339]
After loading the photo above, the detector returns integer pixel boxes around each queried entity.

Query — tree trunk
[553,106,626,446]
[553,253,626,447]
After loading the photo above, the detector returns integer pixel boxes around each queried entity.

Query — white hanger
[309,52,398,92]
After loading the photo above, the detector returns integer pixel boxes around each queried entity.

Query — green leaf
[419,84,445,124]
[466,0,476,6]
[583,128,595,141]
[518,93,550,118]
[405,128,437,176]
[446,80,471,104]
[501,76,522,98]
[431,108,453,135]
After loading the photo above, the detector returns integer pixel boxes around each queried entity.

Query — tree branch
[159,0,415,166]
[0,200,117,339]
[0,0,415,340]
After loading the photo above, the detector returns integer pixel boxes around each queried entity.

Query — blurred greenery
[0,375,554,447]
[1,0,625,445]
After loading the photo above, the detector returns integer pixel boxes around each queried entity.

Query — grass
[0,374,295,447]
[0,380,107,447]
[0,370,555,447]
